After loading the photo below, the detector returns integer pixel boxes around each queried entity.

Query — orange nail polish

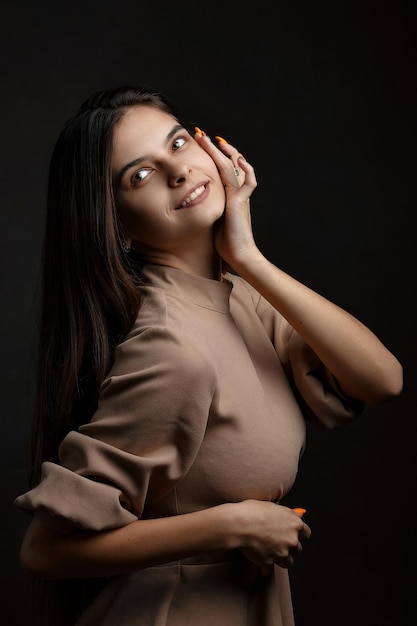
[195,126,205,136]
[293,508,307,515]
[215,135,228,144]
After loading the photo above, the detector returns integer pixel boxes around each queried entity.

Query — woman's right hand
[193,131,259,272]
[231,500,311,573]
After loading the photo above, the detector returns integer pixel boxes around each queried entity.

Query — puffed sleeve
[255,292,365,429]
[14,323,215,533]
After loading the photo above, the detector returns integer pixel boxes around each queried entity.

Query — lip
[175,181,209,210]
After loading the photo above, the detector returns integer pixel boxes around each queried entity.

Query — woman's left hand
[194,131,259,271]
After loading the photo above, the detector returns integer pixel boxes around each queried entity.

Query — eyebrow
[115,123,184,184]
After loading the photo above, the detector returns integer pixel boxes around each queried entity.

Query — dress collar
[141,263,233,313]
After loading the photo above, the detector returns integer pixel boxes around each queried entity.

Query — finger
[235,154,256,191]
[300,522,312,540]
[219,157,245,188]
[194,131,241,184]
[196,130,240,166]
[285,554,295,569]
[215,135,243,172]
[292,541,303,555]
[292,507,307,517]
[214,135,245,177]
[231,154,248,180]
[195,129,256,193]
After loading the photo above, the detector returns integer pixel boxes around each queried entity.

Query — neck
[135,243,223,281]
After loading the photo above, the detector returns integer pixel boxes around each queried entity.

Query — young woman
[15,85,403,626]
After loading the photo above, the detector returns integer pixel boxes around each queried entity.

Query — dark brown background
[1,1,416,624]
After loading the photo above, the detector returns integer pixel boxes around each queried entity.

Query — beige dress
[15,264,362,625]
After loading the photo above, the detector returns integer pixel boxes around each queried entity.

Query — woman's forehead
[117,106,176,139]
[112,106,177,159]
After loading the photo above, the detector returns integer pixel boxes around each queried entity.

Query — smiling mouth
[177,184,206,209]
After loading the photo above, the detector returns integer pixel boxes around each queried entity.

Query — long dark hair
[27,85,182,625]
[30,85,179,487]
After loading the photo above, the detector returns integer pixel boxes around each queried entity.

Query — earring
[121,239,131,253]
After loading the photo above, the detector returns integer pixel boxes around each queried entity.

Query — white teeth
[181,185,205,207]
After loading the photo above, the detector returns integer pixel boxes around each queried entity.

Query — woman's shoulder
[112,285,214,378]
[226,272,262,308]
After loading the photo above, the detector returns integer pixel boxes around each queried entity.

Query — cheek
[210,170,226,206]
[120,213,162,248]
[116,188,160,227]
[116,200,150,237]
[117,199,177,250]
[201,152,222,179]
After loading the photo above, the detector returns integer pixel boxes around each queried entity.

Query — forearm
[234,251,403,403]
[21,501,312,580]
[21,504,237,580]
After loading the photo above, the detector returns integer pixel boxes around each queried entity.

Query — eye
[131,168,152,186]
[172,136,186,150]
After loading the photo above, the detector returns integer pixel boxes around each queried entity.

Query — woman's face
[111,105,226,258]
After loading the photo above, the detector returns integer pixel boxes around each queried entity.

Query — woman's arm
[234,253,403,404]
[196,133,403,404]
[20,501,310,579]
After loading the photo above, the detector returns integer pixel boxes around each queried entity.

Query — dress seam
[174,487,181,569]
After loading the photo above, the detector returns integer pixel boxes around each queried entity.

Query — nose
[167,160,191,187]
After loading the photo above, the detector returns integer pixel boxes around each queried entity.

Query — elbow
[20,546,65,581]
[380,356,403,400]
[386,362,404,399]
[20,539,49,580]
[20,521,65,580]
[368,358,404,405]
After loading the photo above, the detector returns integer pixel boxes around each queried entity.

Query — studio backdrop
[1,2,415,625]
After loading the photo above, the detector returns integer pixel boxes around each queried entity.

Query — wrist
[218,501,253,551]
[230,250,270,282]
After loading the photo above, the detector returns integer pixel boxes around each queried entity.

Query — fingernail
[215,135,228,144]
[195,127,206,136]
[293,508,307,515]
